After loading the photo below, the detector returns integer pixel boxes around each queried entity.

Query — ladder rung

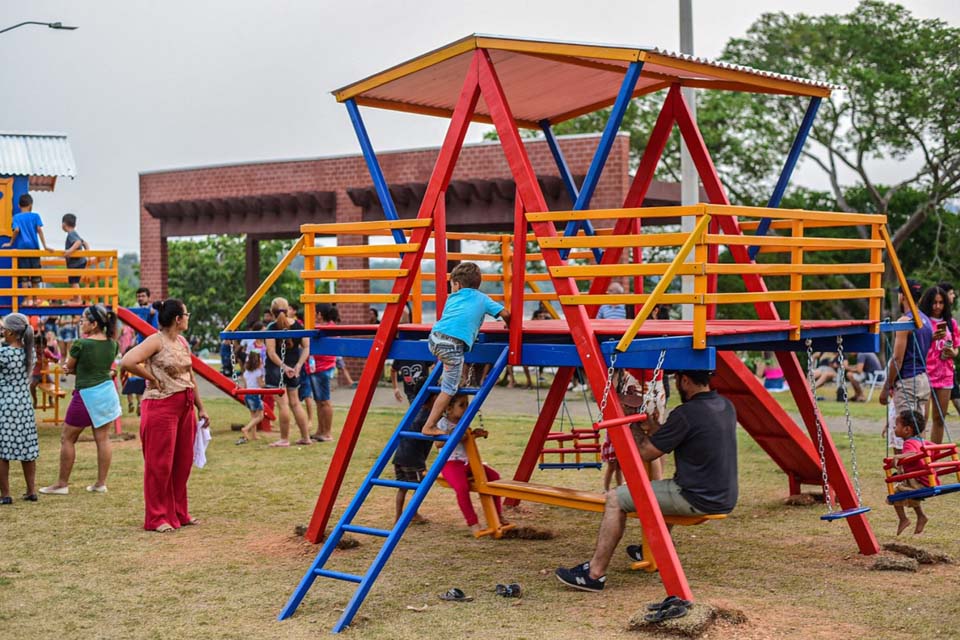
[301,268,409,280]
[301,293,400,304]
[313,568,363,583]
[341,524,391,538]
[370,478,420,490]
[400,432,447,442]
[302,243,419,256]
[425,386,481,395]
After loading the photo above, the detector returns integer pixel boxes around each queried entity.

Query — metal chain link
[229,341,240,385]
[278,338,287,390]
[836,336,863,505]
[642,349,667,416]
[597,352,618,422]
[807,339,834,512]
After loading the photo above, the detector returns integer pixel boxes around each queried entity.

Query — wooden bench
[435,429,727,569]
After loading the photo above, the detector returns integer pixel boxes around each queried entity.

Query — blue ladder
[279,347,510,633]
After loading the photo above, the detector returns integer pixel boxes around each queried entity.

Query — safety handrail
[0,248,119,311]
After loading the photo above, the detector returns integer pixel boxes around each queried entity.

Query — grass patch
[3,396,960,638]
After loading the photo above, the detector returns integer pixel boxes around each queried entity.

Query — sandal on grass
[294,439,313,446]
[154,523,175,533]
[644,603,689,623]
[438,588,473,602]
[646,595,692,611]
[183,518,200,526]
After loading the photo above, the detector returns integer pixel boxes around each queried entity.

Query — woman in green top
[40,305,121,495]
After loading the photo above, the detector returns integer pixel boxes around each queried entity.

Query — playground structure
[211,35,925,632]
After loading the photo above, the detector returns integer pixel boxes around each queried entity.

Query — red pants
[140,389,197,530]
[441,460,501,527]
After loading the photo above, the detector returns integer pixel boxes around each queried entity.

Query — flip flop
[438,588,473,602]
[644,603,689,623]
[646,595,692,611]
[154,523,176,533]
[294,439,313,446]
[495,583,522,598]
[269,440,290,448]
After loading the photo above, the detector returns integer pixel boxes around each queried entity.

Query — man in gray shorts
[556,369,738,592]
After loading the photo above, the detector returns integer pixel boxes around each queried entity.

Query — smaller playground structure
[212,35,924,633]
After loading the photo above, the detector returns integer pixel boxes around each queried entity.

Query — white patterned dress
[0,346,39,461]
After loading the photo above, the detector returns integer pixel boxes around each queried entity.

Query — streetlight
[0,21,78,35]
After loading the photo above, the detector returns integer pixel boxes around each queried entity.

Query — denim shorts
[428,331,466,396]
[309,370,332,402]
[244,395,263,412]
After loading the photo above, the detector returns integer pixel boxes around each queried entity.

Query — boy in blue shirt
[3,194,50,305]
[422,262,509,432]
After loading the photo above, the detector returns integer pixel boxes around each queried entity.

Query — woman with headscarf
[121,299,209,532]
[40,304,121,495]
[0,313,39,504]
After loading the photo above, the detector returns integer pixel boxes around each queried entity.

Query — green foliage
[117,252,140,307]
[167,236,305,349]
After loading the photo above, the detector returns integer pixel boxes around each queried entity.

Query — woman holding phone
[920,286,958,443]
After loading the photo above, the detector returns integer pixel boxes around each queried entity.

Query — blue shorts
[309,370,332,402]
[428,331,466,396]
[59,324,79,342]
[298,372,312,401]
[244,395,263,412]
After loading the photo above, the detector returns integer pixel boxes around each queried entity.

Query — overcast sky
[2,0,957,255]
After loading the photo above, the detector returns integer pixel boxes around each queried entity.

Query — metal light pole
[679,0,697,320]
[0,21,78,35]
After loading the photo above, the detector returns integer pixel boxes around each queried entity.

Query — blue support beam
[749,97,822,260]
[560,61,643,260]
[345,99,407,245]
[540,121,605,263]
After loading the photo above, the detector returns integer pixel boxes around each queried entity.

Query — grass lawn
[3,395,960,639]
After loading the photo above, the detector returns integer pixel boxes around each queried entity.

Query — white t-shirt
[436,416,468,462]
[242,367,264,390]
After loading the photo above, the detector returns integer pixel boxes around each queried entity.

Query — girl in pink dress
[920,286,958,443]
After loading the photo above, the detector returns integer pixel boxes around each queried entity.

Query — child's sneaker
[555,562,605,592]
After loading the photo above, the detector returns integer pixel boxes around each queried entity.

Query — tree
[167,236,304,349]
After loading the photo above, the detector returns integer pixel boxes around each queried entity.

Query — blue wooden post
[560,61,643,259]
[345,99,407,245]
[749,97,822,260]
[541,121,603,262]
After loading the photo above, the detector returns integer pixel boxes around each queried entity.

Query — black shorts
[394,464,425,484]
[265,366,299,388]
[19,256,41,284]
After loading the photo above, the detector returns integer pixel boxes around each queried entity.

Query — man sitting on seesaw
[556,369,738,592]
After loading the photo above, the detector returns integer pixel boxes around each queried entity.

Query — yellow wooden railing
[0,249,119,311]
[231,203,901,348]
[527,203,893,349]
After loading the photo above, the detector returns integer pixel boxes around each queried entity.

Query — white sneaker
[39,485,69,495]
[86,485,108,493]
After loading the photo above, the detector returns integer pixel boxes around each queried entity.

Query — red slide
[116,307,275,421]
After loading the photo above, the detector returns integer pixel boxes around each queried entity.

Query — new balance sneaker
[555,562,606,592]
[626,545,643,562]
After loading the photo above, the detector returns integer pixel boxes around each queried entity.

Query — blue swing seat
[886,482,960,504]
[820,506,871,521]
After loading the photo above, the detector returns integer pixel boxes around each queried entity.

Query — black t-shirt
[392,359,429,402]
[649,389,738,514]
[265,320,304,374]
[393,405,432,468]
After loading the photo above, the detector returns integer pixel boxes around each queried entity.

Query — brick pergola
[139,132,689,323]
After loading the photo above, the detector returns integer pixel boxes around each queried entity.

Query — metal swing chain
[641,349,668,417]
[836,336,863,505]
[277,338,287,390]
[229,341,240,385]
[807,339,834,512]
[596,352,618,423]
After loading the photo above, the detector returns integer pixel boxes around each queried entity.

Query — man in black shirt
[556,369,738,592]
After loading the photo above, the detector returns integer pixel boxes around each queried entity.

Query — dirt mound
[628,603,746,638]
[883,542,952,565]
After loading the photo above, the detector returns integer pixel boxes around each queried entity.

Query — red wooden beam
[670,89,879,555]
[304,53,483,543]
[478,49,693,600]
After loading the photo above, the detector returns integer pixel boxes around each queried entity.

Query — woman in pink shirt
[921,286,958,443]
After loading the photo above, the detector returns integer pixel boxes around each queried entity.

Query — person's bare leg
[242,411,263,440]
[22,460,36,496]
[603,461,615,492]
[649,458,663,481]
[894,504,911,535]
[587,490,628,579]
[304,396,315,426]
[91,425,112,488]
[423,391,453,431]
[0,460,10,498]
[277,395,292,443]
[914,505,928,534]
[47,425,83,489]
[317,400,333,439]
[848,373,863,400]
[290,396,311,442]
